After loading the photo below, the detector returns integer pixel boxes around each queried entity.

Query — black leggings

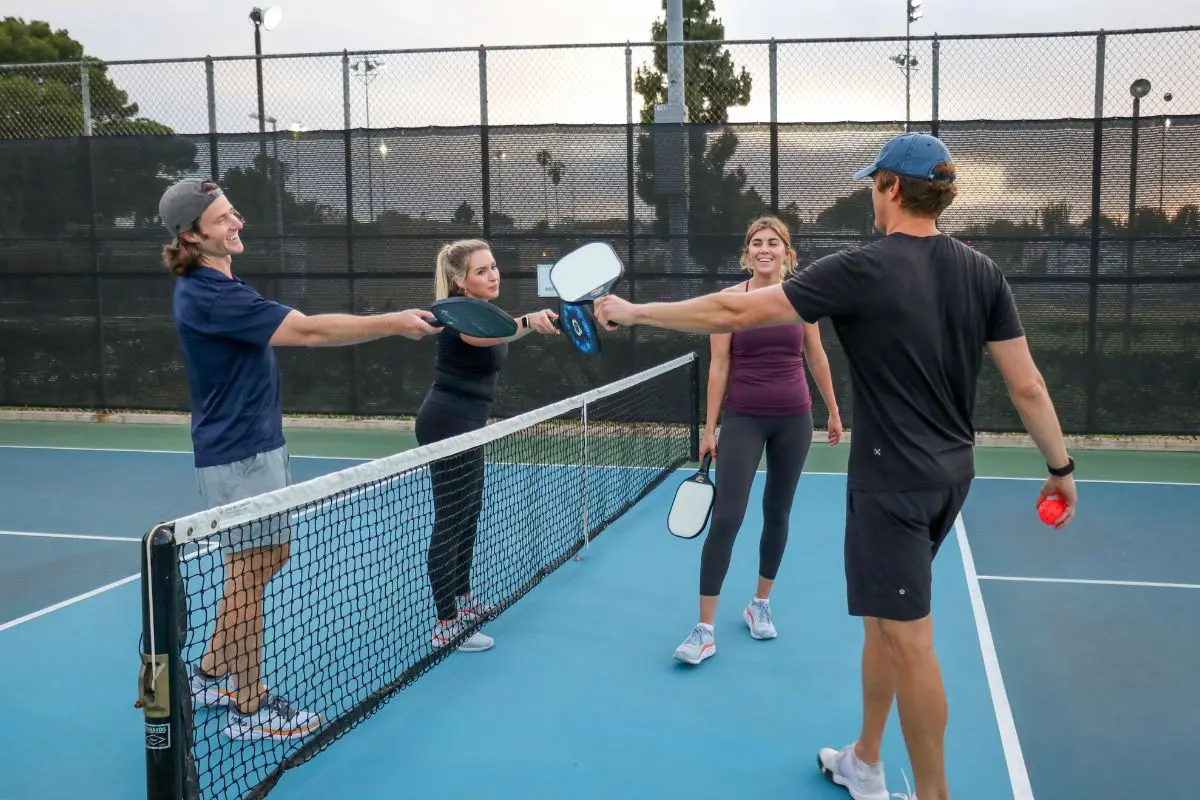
[414,389,490,622]
[699,409,813,597]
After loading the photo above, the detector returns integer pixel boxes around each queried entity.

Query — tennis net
[137,352,699,800]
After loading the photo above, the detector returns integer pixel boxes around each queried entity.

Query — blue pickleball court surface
[1,441,1198,799]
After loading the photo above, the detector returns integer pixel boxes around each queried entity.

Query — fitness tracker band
[1047,457,1075,477]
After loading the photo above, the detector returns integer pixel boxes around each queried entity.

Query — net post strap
[168,353,697,545]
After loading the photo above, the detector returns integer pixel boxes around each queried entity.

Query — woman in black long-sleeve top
[416,238,560,653]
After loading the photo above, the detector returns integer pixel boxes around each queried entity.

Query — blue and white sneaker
[673,624,716,665]
[224,694,323,741]
[744,597,777,640]
[189,667,235,708]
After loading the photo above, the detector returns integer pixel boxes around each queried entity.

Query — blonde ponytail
[434,238,491,300]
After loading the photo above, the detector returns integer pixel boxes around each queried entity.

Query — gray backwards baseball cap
[159,178,224,236]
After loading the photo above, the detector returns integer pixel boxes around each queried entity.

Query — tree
[220,153,334,228]
[633,0,765,269]
[0,17,197,233]
[814,186,875,235]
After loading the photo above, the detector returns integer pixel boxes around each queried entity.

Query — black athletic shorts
[843,480,972,622]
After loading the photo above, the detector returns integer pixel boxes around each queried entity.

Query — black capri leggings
[414,389,490,622]
[700,409,813,597]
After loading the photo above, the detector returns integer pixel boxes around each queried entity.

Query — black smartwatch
[521,316,529,330]
[1047,457,1075,477]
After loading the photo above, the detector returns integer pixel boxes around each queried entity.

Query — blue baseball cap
[853,133,955,181]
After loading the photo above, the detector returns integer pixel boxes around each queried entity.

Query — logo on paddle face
[571,319,584,337]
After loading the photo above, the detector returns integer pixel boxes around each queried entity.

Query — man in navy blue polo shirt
[159,177,440,741]
[594,134,1078,800]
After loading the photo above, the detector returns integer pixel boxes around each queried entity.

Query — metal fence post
[930,36,940,138]
[1086,32,1106,434]
[342,50,359,413]
[80,63,92,136]
[625,43,635,299]
[479,45,491,240]
[769,39,778,213]
[205,57,218,180]
[83,131,106,406]
[625,42,638,364]
[78,61,104,403]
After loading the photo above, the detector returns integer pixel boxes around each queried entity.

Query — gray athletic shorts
[196,445,292,553]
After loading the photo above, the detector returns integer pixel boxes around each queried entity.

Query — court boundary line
[0,447,1195,486]
[0,574,139,633]
[978,575,1200,590]
[0,541,218,635]
[0,530,140,543]
[955,513,1034,800]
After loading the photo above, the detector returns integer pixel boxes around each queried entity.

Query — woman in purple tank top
[673,216,844,666]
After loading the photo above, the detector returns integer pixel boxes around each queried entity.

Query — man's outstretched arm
[595,284,801,334]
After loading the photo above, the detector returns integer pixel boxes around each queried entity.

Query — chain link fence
[1,26,1198,433]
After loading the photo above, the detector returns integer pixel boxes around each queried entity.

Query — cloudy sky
[6,1,1193,132]
[7,0,1197,62]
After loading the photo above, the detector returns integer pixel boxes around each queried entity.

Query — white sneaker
[744,598,777,639]
[224,694,322,741]
[672,624,716,665]
[817,743,890,800]
[189,668,235,708]
[432,617,494,652]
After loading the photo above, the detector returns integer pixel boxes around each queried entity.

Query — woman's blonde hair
[434,238,492,300]
[739,215,798,277]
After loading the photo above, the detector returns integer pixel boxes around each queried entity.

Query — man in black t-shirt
[595,133,1078,800]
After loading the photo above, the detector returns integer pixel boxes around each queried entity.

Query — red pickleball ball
[1038,496,1066,526]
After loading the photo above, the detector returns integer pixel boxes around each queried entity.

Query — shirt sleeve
[780,250,861,324]
[203,281,293,347]
[985,267,1025,342]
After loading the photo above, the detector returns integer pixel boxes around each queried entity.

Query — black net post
[139,524,187,800]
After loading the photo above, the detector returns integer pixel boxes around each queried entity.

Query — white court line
[955,514,1035,800]
[0,574,139,633]
[0,530,140,543]
[0,541,218,635]
[978,575,1200,590]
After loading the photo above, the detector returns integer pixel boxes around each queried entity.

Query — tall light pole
[1125,77,1151,354]
[249,5,282,263]
[250,112,285,269]
[1160,92,1172,218]
[493,149,507,215]
[289,120,307,201]
[890,0,922,130]
[351,57,386,222]
[248,7,282,138]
